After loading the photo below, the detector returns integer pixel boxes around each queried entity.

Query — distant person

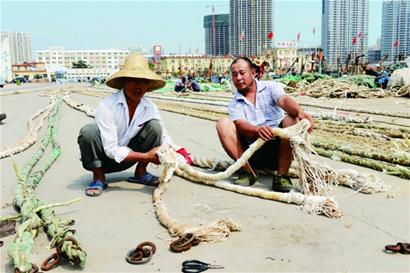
[174,76,187,92]
[77,54,172,197]
[186,76,201,92]
[365,64,380,77]
[254,59,269,80]
[218,74,223,84]
[365,64,389,88]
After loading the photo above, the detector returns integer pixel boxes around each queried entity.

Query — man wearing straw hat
[77,54,172,197]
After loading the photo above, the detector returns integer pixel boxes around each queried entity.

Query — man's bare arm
[277,95,315,132]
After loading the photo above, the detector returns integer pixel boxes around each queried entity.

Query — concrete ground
[1,84,409,272]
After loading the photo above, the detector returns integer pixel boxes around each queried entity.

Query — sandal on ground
[85,180,107,197]
[385,242,410,254]
[127,172,159,186]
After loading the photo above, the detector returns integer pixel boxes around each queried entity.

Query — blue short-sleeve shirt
[228,80,285,128]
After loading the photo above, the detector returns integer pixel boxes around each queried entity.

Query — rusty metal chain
[41,252,61,271]
[170,233,200,253]
[125,241,157,264]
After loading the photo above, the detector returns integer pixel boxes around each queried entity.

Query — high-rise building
[367,49,381,63]
[381,0,410,62]
[1,31,32,81]
[229,0,274,57]
[1,31,32,64]
[204,14,230,56]
[321,0,368,66]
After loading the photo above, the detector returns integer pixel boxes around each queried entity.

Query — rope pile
[1,95,86,272]
[284,79,386,98]
[152,121,343,247]
[392,84,410,97]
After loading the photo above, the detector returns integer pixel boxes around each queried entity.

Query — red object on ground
[176,148,192,165]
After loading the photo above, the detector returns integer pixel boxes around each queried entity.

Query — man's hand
[257,125,274,141]
[297,111,315,133]
[144,147,160,164]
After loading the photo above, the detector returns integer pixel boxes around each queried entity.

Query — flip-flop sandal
[85,180,107,197]
[127,172,159,186]
[385,242,410,254]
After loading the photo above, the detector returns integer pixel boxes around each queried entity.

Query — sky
[1,0,383,56]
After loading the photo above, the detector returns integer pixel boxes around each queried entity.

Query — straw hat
[106,54,165,91]
[254,57,263,67]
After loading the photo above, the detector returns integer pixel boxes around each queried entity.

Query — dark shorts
[240,122,283,170]
[241,137,279,170]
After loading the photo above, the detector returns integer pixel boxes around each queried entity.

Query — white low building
[36,47,131,70]
[65,68,116,81]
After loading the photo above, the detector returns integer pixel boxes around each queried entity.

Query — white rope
[62,93,95,117]
[0,96,57,158]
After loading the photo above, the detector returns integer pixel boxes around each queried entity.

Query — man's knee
[281,116,298,128]
[216,117,235,133]
[78,123,99,144]
[143,119,162,136]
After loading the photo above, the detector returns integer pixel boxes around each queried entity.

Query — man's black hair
[230,57,255,71]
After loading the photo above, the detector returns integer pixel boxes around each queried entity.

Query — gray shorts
[77,119,162,173]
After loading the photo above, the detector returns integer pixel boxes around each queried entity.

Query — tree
[72,60,91,69]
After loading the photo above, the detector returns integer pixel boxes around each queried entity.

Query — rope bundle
[2,95,86,272]
[0,97,57,158]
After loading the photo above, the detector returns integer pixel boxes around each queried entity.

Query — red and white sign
[276,41,296,48]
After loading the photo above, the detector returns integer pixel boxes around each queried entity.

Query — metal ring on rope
[56,236,82,264]
[41,252,61,271]
[170,233,199,253]
[125,241,156,264]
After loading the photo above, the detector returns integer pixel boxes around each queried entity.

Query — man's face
[123,78,150,101]
[230,59,256,92]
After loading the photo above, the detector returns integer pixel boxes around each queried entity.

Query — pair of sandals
[85,172,159,197]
